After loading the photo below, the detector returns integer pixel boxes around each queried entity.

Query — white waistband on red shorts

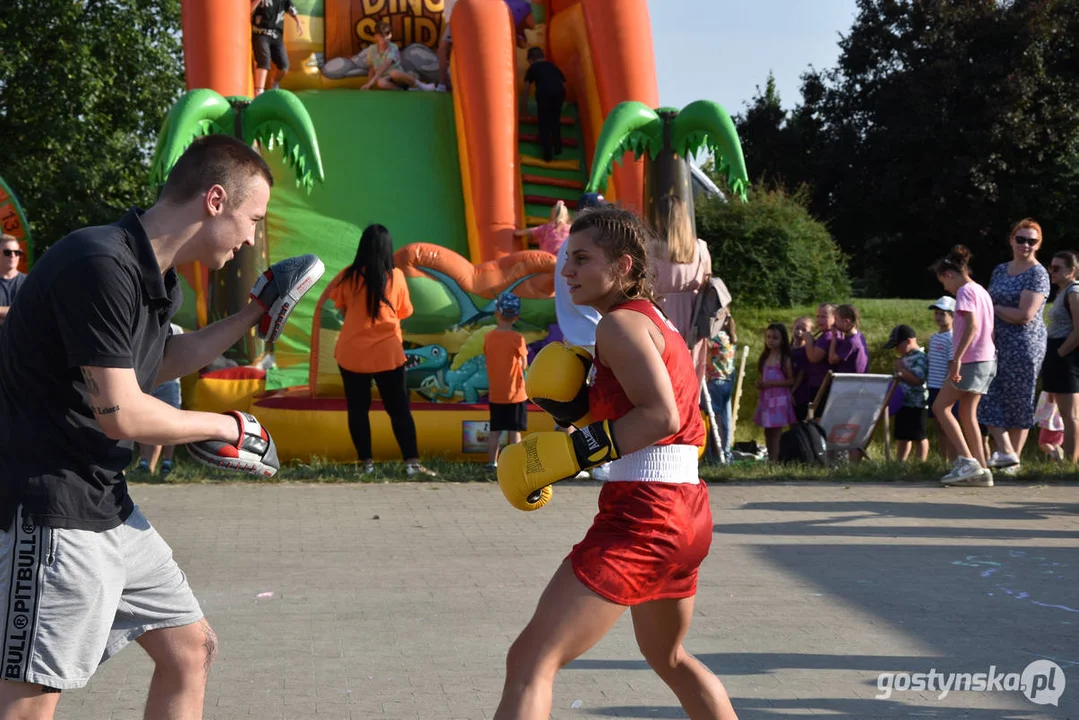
[604,444,700,484]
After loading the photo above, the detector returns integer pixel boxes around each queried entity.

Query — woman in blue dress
[978,219,1050,471]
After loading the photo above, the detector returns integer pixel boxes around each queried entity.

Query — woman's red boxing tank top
[589,299,705,449]
[569,299,713,604]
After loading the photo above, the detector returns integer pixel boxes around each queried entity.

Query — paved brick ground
[49,480,1078,720]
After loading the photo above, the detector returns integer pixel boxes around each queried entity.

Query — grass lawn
[729,298,944,445]
[135,453,1077,486]
[135,299,1074,486]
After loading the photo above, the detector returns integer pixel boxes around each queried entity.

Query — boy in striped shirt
[927,296,956,460]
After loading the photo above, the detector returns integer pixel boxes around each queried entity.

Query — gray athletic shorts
[953,360,997,395]
[0,505,203,690]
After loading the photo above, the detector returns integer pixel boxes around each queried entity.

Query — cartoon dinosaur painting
[418,355,488,403]
[403,344,451,389]
[410,326,491,403]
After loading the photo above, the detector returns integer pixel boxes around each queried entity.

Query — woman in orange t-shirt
[328,224,435,476]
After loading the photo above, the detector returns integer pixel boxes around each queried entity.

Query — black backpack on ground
[778,421,828,465]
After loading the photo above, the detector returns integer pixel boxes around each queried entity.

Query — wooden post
[701,376,723,462]
[883,407,892,462]
[730,345,750,443]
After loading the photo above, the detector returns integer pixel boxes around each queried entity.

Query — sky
[646,0,860,118]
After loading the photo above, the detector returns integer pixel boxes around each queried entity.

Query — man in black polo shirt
[0,134,321,718]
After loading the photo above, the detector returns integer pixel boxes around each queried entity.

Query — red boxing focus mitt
[187,411,280,478]
[250,254,325,344]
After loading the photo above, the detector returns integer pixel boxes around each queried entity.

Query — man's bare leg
[137,619,217,720]
[254,68,269,95]
[0,680,62,720]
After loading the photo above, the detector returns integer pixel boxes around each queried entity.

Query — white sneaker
[947,469,994,487]
[406,462,437,477]
[435,83,448,92]
[941,456,985,484]
[362,460,375,474]
[590,462,611,481]
[988,451,1020,468]
[415,81,437,92]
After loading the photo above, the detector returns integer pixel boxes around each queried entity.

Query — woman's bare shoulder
[598,307,649,336]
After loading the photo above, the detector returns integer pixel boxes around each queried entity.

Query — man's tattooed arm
[80,367,99,396]
[81,368,119,416]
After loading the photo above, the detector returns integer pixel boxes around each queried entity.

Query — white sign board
[816,373,897,452]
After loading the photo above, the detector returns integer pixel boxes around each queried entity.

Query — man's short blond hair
[0,234,18,246]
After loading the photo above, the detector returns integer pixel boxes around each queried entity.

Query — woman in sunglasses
[0,233,27,326]
[977,218,1051,473]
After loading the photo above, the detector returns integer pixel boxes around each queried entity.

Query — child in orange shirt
[484,291,529,469]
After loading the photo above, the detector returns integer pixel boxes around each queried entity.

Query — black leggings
[339,364,419,461]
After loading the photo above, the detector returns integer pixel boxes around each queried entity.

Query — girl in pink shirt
[932,245,997,486]
[514,200,571,255]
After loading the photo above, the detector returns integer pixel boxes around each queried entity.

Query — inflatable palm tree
[150,89,325,363]
[584,100,749,232]
[0,175,33,271]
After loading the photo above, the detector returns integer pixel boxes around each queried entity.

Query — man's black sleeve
[52,256,139,369]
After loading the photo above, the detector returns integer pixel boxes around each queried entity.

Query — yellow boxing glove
[525,342,594,429]
[497,420,620,511]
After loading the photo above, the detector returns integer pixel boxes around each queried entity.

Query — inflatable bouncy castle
[167,0,679,462]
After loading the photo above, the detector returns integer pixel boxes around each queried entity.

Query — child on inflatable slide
[251,0,304,96]
[522,47,566,162]
[492,206,740,719]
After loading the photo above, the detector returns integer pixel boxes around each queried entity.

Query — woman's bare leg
[933,385,971,459]
[388,69,417,88]
[493,560,625,720]
[631,596,739,719]
[1056,393,1079,463]
[987,426,1016,457]
[958,394,986,468]
[1008,427,1030,457]
[764,427,781,462]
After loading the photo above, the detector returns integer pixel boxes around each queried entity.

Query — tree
[0,0,186,255]
[695,183,851,308]
[734,72,793,188]
[738,0,1079,297]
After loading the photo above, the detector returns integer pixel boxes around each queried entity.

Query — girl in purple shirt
[829,304,869,373]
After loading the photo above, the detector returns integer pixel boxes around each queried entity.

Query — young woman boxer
[494,206,739,720]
